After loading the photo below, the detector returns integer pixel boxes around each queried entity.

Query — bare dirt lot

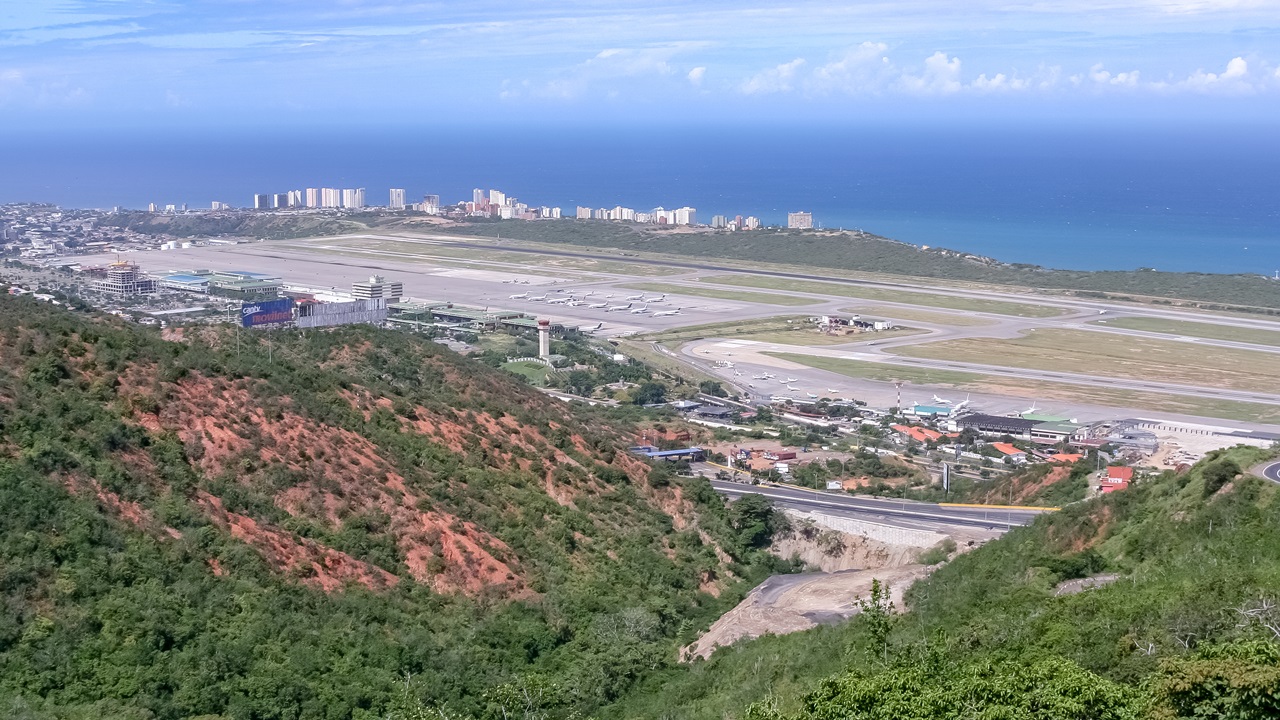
[683,563,928,660]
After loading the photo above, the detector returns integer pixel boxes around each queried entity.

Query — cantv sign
[241,298,294,327]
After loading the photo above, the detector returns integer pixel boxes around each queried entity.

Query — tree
[747,655,1143,720]
[1202,458,1240,497]
[1150,640,1280,720]
[699,380,727,397]
[727,493,780,551]
[631,382,666,406]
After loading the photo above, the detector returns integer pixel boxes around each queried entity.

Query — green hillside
[0,296,786,720]
[609,446,1280,719]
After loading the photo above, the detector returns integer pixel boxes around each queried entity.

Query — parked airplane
[828,389,839,393]
[625,294,644,300]
[546,297,570,305]
[508,293,529,299]
[1098,309,1107,315]
[787,385,799,391]
[587,302,608,309]
[640,294,666,303]
[567,300,587,307]
[606,303,633,312]
[953,394,972,412]
[578,322,604,332]
[752,374,768,380]
[528,294,548,302]
[579,291,594,297]
[652,309,682,317]
[784,377,798,383]
[807,393,819,399]
[628,305,649,314]
[932,395,953,405]
[1022,401,1038,415]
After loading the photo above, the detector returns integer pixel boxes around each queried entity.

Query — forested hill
[0,296,784,720]
[612,445,1280,720]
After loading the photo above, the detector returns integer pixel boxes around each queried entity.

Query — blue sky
[3,1,1279,130]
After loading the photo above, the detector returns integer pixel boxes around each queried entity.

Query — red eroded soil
[197,492,399,592]
[140,373,527,596]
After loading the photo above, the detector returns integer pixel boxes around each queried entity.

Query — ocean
[2,122,1277,274]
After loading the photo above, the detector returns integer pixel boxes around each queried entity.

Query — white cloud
[687,66,706,85]
[900,51,962,94]
[740,58,805,95]
[1087,63,1141,86]
[1181,56,1253,92]
[970,72,1031,92]
[808,42,892,94]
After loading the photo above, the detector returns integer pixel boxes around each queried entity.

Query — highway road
[708,478,1047,531]
[1258,462,1280,484]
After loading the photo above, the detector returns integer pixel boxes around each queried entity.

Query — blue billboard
[240,298,294,327]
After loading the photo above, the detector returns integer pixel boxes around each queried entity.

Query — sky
[2,1,1279,130]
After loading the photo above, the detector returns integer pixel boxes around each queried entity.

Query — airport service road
[709,479,1042,531]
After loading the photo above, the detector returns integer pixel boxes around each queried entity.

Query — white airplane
[579,291,594,297]
[932,395,953,405]
[1098,309,1107,315]
[606,303,633,312]
[629,305,649,314]
[546,297,570,305]
[762,372,776,379]
[625,294,644,301]
[953,395,972,412]
[784,377,798,383]
[1022,402,1038,415]
[508,292,529,299]
[578,322,604,332]
[528,294,548,302]
[603,294,615,299]
[828,388,839,393]
[733,370,743,376]
[652,309,682,317]
[567,300,587,307]
[807,393,819,399]
[752,374,768,379]
[587,302,608,309]
[787,385,799,391]
[640,294,666,303]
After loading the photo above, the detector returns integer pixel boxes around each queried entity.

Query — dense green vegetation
[452,220,1280,313]
[95,211,369,240]
[610,444,1280,719]
[0,296,787,720]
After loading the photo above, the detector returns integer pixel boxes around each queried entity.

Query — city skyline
[2,1,1278,132]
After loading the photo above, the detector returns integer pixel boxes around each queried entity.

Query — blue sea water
[1,122,1277,274]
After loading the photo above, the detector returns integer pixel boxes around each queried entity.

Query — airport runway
[75,232,1280,433]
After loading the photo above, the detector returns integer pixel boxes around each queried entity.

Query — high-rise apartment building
[422,194,440,214]
[305,188,320,208]
[787,211,813,229]
[489,189,506,207]
[321,188,341,208]
[342,188,366,209]
[253,194,271,210]
[711,215,727,228]
[745,216,761,230]
[389,188,406,210]
[273,193,289,209]
[576,206,592,220]
[287,190,303,207]
[473,188,487,207]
